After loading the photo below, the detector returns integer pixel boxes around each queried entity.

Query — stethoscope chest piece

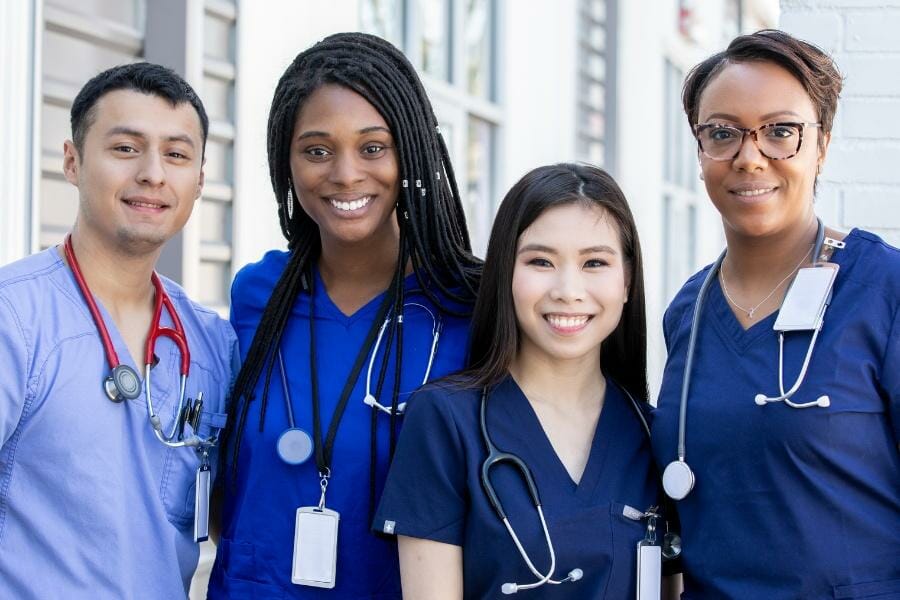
[662,532,682,561]
[105,364,142,403]
[662,460,695,501]
[277,427,314,465]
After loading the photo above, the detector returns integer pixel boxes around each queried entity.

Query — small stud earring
[698,171,705,182]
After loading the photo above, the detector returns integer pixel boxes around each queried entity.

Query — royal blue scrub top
[375,375,661,599]
[652,229,900,599]
[208,250,471,599]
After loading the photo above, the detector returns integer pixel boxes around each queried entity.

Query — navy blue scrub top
[208,250,471,599]
[652,229,900,600]
[375,375,661,599]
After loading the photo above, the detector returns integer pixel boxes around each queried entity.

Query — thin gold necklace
[719,246,812,319]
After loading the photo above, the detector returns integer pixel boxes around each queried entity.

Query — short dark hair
[461,163,649,403]
[683,29,843,144]
[70,62,209,156]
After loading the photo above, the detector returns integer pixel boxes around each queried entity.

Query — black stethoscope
[662,218,843,501]
[64,235,214,450]
[480,382,681,595]
[274,298,442,466]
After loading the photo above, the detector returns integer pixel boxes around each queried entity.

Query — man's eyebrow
[105,127,196,148]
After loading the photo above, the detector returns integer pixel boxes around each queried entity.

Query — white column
[0,0,39,265]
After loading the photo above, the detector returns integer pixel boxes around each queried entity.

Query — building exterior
[781,0,900,249]
[0,0,781,382]
[10,0,899,594]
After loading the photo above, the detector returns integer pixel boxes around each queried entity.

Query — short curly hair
[683,29,843,149]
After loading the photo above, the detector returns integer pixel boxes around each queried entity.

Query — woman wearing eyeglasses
[651,30,900,599]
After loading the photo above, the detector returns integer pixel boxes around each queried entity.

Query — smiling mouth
[329,196,372,212]
[545,314,592,331]
[123,198,168,210]
[731,187,776,197]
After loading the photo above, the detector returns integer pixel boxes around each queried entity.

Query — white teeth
[546,315,589,329]
[734,188,774,197]
[127,200,163,208]
[330,196,371,211]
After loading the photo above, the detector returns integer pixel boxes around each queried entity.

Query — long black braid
[224,33,481,483]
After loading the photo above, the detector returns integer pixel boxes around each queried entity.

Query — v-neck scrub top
[374,375,661,599]
[652,229,900,599]
[208,250,471,599]
[0,248,237,599]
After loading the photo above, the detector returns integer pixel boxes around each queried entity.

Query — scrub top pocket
[833,577,900,599]
[158,364,227,529]
[608,502,650,596]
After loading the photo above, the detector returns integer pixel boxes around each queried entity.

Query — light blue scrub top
[0,248,238,599]
[652,230,900,599]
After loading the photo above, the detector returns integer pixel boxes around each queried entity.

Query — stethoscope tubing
[677,251,725,461]
[673,218,829,484]
[64,234,211,449]
[479,383,654,593]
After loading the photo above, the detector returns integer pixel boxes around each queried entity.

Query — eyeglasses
[693,122,822,161]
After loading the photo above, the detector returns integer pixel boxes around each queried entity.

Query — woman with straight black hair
[375,163,679,599]
[208,32,480,598]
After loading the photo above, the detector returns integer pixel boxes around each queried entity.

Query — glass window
[466,117,494,256]
[203,12,234,62]
[360,0,404,49]
[663,196,698,301]
[576,0,611,166]
[465,0,492,98]
[46,0,144,29]
[415,0,451,81]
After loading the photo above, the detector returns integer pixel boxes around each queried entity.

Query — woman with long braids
[208,33,480,598]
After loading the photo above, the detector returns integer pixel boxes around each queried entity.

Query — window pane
[466,117,493,256]
[198,261,229,306]
[465,0,492,98]
[204,12,234,62]
[46,0,144,29]
[415,0,450,81]
[360,0,404,49]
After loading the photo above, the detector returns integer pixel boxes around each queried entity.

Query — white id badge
[774,265,839,332]
[636,541,662,600]
[292,507,339,588]
[193,464,211,543]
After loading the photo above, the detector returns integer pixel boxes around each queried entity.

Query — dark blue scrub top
[208,251,471,599]
[375,375,661,599]
[652,229,900,600]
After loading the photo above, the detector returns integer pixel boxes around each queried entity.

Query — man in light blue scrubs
[0,63,237,599]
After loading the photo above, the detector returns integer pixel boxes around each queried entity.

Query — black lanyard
[308,270,397,476]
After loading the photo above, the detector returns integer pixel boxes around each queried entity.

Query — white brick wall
[781,0,900,246]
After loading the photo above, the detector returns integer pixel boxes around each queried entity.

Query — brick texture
[781,1,900,243]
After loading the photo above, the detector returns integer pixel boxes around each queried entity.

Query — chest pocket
[158,360,228,529]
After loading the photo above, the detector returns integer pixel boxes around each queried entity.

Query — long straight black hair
[223,33,482,480]
[461,163,648,402]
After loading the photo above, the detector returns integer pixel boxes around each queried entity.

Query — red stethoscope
[64,234,211,449]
